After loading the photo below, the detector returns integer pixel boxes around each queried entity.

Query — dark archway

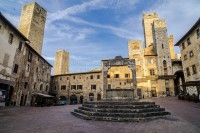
[89,93,94,101]
[97,93,101,101]
[70,95,77,104]
[80,96,83,104]
[174,70,185,96]
[58,96,67,105]
[20,94,24,106]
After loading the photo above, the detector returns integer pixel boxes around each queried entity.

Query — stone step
[84,101,155,105]
[79,106,165,113]
[83,104,160,109]
[74,109,170,118]
[71,111,170,122]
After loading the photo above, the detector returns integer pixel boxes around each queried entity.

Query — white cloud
[43,56,55,61]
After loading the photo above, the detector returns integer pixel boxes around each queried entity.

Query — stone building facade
[175,18,200,96]
[54,50,69,75]
[18,2,46,54]
[0,2,52,107]
[50,13,183,104]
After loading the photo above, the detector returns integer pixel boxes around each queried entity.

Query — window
[26,64,30,72]
[189,51,194,57]
[90,75,93,79]
[119,82,121,85]
[182,43,185,50]
[71,85,76,90]
[108,84,111,89]
[162,44,164,49]
[28,51,32,62]
[73,76,75,79]
[186,67,190,76]
[184,54,188,60]
[34,83,36,89]
[124,82,126,85]
[40,84,43,91]
[0,25,1,29]
[114,74,119,78]
[13,64,18,73]
[196,28,200,37]
[192,65,197,74]
[36,67,38,73]
[60,77,62,81]
[67,77,69,80]
[163,60,168,75]
[61,85,66,90]
[125,73,130,78]
[150,69,155,75]
[77,85,83,90]
[18,41,22,50]
[107,75,110,78]
[8,33,13,44]
[91,85,96,90]
[97,75,100,79]
[187,38,191,45]
[148,58,153,64]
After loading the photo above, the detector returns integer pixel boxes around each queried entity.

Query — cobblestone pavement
[0,98,200,133]
[144,97,200,128]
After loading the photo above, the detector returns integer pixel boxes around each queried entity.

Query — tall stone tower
[18,2,46,54]
[54,50,69,75]
[142,13,158,48]
[168,35,176,59]
[153,19,173,76]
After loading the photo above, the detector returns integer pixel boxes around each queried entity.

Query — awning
[32,93,54,98]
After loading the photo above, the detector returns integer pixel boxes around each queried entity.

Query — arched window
[24,82,28,89]
[163,60,168,75]
[162,44,164,49]
[46,85,49,92]
[40,84,43,91]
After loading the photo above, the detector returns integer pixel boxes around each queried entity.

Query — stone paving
[0,97,200,133]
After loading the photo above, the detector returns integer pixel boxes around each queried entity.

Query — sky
[0,0,200,73]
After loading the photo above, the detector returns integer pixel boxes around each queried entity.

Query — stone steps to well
[71,111,169,122]
[78,106,165,113]
[74,109,169,118]
[71,101,170,122]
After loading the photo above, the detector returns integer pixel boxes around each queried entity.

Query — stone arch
[40,84,43,91]
[174,70,185,96]
[59,96,67,105]
[70,95,77,104]
[46,85,49,92]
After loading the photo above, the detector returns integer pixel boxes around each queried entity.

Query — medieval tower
[18,2,46,54]
[54,50,69,75]
[142,13,158,48]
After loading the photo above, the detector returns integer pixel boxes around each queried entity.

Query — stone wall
[18,2,46,54]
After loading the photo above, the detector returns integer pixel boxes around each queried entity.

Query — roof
[52,70,102,77]
[175,18,200,46]
[0,12,52,67]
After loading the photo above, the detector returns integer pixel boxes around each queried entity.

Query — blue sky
[0,0,200,73]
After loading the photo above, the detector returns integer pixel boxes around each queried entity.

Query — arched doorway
[58,96,67,105]
[80,96,83,104]
[70,95,77,104]
[174,70,185,96]
[89,93,94,101]
[97,93,101,101]
[20,94,24,106]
